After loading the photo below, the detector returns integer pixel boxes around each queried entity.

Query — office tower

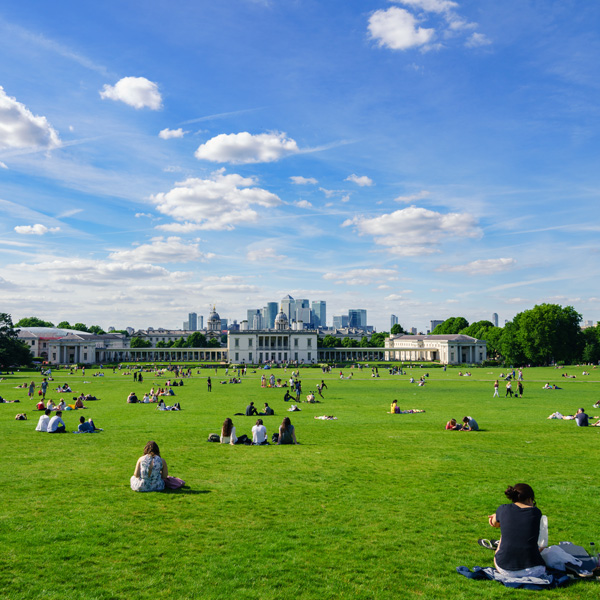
[430,319,444,332]
[332,315,349,329]
[247,309,260,329]
[312,301,326,328]
[264,302,278,329]
[220,318,228,330]
[295,306,311,327]
[492,312,499,327]
[281,295,294,321]
[188,312,197,331]
[348,309,367,328]
[410,327,417,335]
[390,314,398,329]
[199,316,204,329]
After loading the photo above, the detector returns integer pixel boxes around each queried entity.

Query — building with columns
[385,334,487,364]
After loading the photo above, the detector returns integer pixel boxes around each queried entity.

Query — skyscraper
[312,301,326,328]
[188,312,197,331]
[264,302,278,329]
[333,315,349,329]
[348,309,367,328]
[492,312,499,327]
[430,319,444,332]
[281,295,294,321]
[199,315,204,329]
[390,314,398,329]
[247,309,262,330]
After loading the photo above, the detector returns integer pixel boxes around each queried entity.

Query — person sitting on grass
[574,408,589,427]
[488,483,546,579]
[220,418,238,445]
[252,418,268,445]
[278,417,298,445]
[283,390,293,402]
[47,410,66,433]
[74,396,86,409]
[462,416,479,431]
[245,402,258,417]
[390,399,400,414]
[446,418,461,430]
[36,409,52,432]
[46,399,56,411]
[127,392,138,403]
[130,440,167,492]
[260,403,274,416]
[57,399,67,411]
[78,415,95,432]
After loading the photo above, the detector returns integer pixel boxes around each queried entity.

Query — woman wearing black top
[488,483,546,577]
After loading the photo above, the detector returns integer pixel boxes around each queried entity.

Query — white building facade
[385,334,487,364]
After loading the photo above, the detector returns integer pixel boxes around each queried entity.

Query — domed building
[207,306,222,333]
[274,308,289,331]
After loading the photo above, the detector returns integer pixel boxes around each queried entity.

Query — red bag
[38,390,43,396]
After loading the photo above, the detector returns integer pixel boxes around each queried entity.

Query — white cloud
[395,190,430,203]
[246,247,286,262]
[14,224,60,235]
[0,87,61,150]
[135,212,154,218]
[343,206,481,255]
[56,208,83,219]
[290,176,318,185]
[346,174,374,187]
[368,7,435,51]
[323,268,398,286]
[150,168,281,231]
[465,32,491,48]
[439,258,516,275]
[108,237,214,264]
[99,77,162,110]
[155,222,204,233]
[340,195,350,203]
[159,127,186,139]
[195,131,299,164]
[395,0,457,14]
[294,200,313,209]
[0,161,7,169]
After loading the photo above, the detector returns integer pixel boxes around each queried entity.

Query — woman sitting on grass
[278,417,298,445]
[130,441,167,492]
[220,418,238,445]
[488,483,546,578]
[445,418,461,430]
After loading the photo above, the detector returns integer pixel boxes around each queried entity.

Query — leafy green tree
[207,337,221,348]
[72,323,90,332]
[432,317,469,334]
[57,321,71,329]
[581,326,600,364]
[15,317,55,328]
[88,325,106,335]
[369,332,389,347]
[460,320,495,339]
[0,314,32,367]
[360,336,371,347]
[341,337,359,348]
[498,322,526,365]
[186,332,207,347]
[320,335,338,348]
[479,326,503,359]
[130,337,152,348]
[172,337,187,348]
[390,324,404,335]
[156,341,166,348]
[513,304,582,365]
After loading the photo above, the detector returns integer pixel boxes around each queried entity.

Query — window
[307,339,312,347]
[307,352,311,361]
[84,353,88,360]
[294,338,298,347]
[248,339,253,347]
[235,352,239,361]
[249,352,253,361]
[234,338,239,348]
[43,342,47,348]
[31,341,35,346]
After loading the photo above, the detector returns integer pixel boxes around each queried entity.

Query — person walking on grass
[207,377,212,392]
[518,381,524,397]
[493,380,499,397]
[505,381,513,397]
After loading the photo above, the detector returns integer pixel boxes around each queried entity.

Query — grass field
[1,363,599,599]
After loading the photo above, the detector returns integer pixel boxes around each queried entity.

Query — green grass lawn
[1,364,599,599]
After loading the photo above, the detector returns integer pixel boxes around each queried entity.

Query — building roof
[392,334,482,342]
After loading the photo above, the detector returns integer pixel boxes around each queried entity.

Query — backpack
[207,433,220,442]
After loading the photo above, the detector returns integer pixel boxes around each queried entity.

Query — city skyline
[1,2,599,333]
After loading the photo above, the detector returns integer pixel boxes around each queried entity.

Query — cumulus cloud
[135,212,154,218]
[195,131,299,164]
[0,87,61,150]
[346,174,374,187]
[0,161,7,169]
[368,7,435,51]
[342,206,481,256]
[108,237,214,264]
[439,258,516,275]
[465,32,491,47]
[247,247,287,262]
[395,190,430,203]
[159,127,186,139]
[14,224,60,235]
[99,77,162,110]
[396,0,458,14]
[294,200,313,209]
[150,168,281,231]
[290,176,318,185]
[323,268,398,286]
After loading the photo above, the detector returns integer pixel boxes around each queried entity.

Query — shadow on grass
[162,488,211,495]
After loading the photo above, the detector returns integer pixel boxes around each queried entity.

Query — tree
[88,325,106,335]
[432,317,469,334]
[390,323,404,335]
[172,337,187,348]
[186,332,207,347]
[460,320,495,339]
[130,337,152,348]
[479,326,503,359]
[369,332,389,347]
[57,321,71,329]
[581,326,600,364]
[207,337,221,348]
[498,322,526,365]
[360,336,371,347]
[320,335,338,348]
[341,337,359,348]
[156,341,167,348]
[72,323,90,332]
[513,304,582,365]
[0,314,32,367]
[15,317,55,328]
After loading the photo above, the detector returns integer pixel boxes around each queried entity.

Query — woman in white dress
[130,441,167,492]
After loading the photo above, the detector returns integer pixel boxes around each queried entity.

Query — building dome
[207,305,222,332]
[275,309,289,330]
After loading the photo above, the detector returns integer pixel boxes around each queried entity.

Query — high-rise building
[295,306,311,327]
[348,309,367,328]
[281,295,294,322]
[332,315,349,329]
[312,301,326,328]
[410,327,417,335]
[199,316,204,329]
[247,309,262,330]
[430,319,444,332]
[390,314,398,329]
[263,302,278,329]
[188,312,197,331]
[492,313,499,327]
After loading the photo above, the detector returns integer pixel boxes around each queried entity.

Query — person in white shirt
[47,410,66,433]
[252,418,267,445]
[57,399,67,411]
[36,409,52,432]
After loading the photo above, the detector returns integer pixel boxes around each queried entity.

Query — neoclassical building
[384,334,487,364]
[227,308,318,364]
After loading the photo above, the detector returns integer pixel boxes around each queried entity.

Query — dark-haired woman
[130,441,167,492]
[488,483,546,577]
[220,418,238,445]
[278,417,297,445]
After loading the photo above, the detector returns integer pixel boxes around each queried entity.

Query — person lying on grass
[488,483,546,579]
[446,418,461,430]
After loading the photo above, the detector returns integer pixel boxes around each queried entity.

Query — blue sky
[1,0,599,332]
